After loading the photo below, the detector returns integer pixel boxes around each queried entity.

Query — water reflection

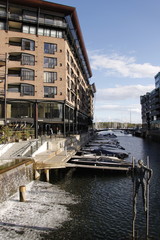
[46,134,160,240]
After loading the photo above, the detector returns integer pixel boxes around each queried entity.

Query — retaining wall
[0,162,34,203]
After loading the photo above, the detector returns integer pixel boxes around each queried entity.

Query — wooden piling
[19,185,26,202]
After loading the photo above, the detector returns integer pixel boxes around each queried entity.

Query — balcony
[9,53,35,66]
[9,13,22,21]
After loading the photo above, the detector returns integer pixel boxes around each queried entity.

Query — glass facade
[38,102,63,119]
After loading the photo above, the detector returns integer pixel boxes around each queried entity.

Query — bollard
[44,169,50,182]
[19,185,26,202]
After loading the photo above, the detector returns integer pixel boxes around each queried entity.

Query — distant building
[0,0,96,137]
[140,73,160,129]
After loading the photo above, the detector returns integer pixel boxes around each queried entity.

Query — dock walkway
[34,147,76,170]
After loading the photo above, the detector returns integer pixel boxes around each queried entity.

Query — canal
[42,132,160,240]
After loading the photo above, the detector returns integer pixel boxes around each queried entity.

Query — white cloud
[96,84,154,101]
[90,52,160,78]
[95,103,141,112]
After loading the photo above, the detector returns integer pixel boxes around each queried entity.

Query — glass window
[44,86,57,98]
[44,43,57,54]
[57,31,63,38]
[0,21,5,30]
[38,27,43,35]
[51,30,56,37]
[22,39,35,51]
[44,72,57,83]
[30,26,36,34]
[44,57,57,68]
[11,102,33,118]
[22,25,29,33]
[44,28,50,36]
[22,25,36,34]
[21,68,34,80]
[21,54,35,66]
[38,102,63,119]
[21,84,34,96]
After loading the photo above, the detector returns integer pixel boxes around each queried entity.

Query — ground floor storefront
[0,99,93,138]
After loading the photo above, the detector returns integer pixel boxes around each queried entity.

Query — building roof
[8,0,92,77]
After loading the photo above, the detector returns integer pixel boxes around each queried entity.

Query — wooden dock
[34,148,131,172]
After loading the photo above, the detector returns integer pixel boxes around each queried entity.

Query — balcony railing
[9,13,22,21]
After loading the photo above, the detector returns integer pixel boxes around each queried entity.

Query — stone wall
[0,162,34,203]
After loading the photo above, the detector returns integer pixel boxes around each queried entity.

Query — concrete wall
[0,162,34,203]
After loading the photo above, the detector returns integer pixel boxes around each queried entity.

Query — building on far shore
[140,72,160,130]
[0,0,96,137]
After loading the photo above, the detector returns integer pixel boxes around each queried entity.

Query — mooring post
[19,185,26,202]
[132,157,136,240]
[45,169,50,182]
[146,156,150,239]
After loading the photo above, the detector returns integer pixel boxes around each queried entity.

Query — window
[38,27,43,35]
[0,21,5,30]
[44,28,50,36]
[37,28,63,38]
[21,68,34,80]
[22,25,36,34]
[44,57,57,68]
[44,43,57,54]
[21,84,34,96]
[38,102,63,119]
[67,63,70,75]
[44,86,57,98]
[22,39,35,51]
[44,72,57,83]
[21,54,35,66]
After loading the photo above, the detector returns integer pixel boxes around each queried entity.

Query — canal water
[42,132,160,240]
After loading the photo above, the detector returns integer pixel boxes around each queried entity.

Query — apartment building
[0,0,96,137]
[140,72,160,130]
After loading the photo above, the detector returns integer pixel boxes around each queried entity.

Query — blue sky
[51,0,160,123]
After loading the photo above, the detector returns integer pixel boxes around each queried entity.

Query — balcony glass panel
[23,10,37,23]
[0,7,6,17]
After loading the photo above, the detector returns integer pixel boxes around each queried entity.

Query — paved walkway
[34,147,76,169]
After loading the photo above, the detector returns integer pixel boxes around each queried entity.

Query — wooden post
[19,185,26,202]
[146,156,150,239]
[132,157,136,240]
[45,169,50,182]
